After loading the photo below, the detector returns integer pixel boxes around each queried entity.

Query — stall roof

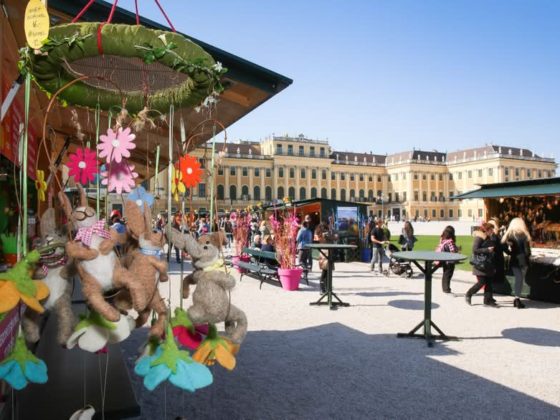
[453,177,560,200]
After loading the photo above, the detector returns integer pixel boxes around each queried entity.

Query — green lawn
[391,235,473,271]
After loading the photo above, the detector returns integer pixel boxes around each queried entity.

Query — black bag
[398,234,406,245]
[469,252,494,274]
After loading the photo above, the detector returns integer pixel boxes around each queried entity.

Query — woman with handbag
[465,223,498,307]
[502,217,531,309]
[399,221,417,251]
[437,225,459,293]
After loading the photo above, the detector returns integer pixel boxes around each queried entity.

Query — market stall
[0,0,292,418]
[265,198,368,262]
[454,177,560,303]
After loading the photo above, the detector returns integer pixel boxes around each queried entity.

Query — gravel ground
[122,259,560,420]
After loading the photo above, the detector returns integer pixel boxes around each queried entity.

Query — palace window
[288,187,295,200]
[301,168,306,179]
[276,144,282,155]
[331,188,337,200]
[279,167,284,178]
[217,185,224,200]
[422,192,427,201]
[488,168,493,176]
[414,191,419,201]
[377,176,382,182]
[266,168,271,177]
[254,168,260,177]
[414,173,418,180]
[277,186,284,199]
[265,186,272,201]
[369,175,373,182]
[468,170,472,178]
[341,173,346,181]
[350,174,355,181]
[449,209,454,218]
[310,146,315,157]
[478,169,482,178]
[311,187,317,198]
[322,170,327,180]
[287,145,293,156]
[230,166,236,176]
[312,169,317,179]
[422,174,426,180]
[340,190,346,201]
[241,185,249,199]
[359,174,364,182]
[359,189,365,200]
[299,145,304,156]
[229,185,237,200]
[242,167,248,177]
[218,167,224,176]
[299,187,306,200]
[403,192,407,202]
[320,147,325,157]
[254,186,261,201]
[321,188,327,198]
[290,168,295,178]
[430,174,435,180]
[331,172,336,180]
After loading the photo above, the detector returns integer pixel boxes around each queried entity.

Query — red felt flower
[67,148,98,185]
[178,155,203,188]
[172,325,203,351]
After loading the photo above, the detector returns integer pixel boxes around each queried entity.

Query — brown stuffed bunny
[167,227,247,344]
[58,185,142,322]
[119,199,169,338]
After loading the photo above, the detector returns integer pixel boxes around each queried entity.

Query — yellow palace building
[154,134,556,221]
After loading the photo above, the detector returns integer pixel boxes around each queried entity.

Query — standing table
[306,243,356,310]
[393,251,466,346]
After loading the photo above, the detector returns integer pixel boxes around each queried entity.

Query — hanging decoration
[192,324,239,370]
[0,334,48,390]
[179,154,203,188]
[0,251,49,314]
[100,161,138,194]
[171,165,186,202]
[134,326,213,392]
[35,170,47,202]
[127,186,154,209]
[98,127,136,163]
[67,147,99,185]
[66,312,134,354]
[19,23,227,114]
[171,308,208,351]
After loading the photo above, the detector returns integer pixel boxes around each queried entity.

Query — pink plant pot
[278,267,303,291]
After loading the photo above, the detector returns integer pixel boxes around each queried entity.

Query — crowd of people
[365,215,532,309]
[108,207,533,307]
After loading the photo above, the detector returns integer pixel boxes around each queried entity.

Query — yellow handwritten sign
[24,0,50,49]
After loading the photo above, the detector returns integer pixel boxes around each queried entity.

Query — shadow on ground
[389,299,440,310]
[502,327,560,347]
[122,323,559,419]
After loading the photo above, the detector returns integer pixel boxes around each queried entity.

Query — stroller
[385,243,414,278]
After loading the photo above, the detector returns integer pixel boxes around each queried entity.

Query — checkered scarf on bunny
[74,220,110,247]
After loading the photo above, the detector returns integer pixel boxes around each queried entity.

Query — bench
[237,247,309,289]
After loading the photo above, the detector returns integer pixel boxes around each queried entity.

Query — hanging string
[167,104,174,304]
[209,124,217,232]
[71,0,96,23]
[154,145,160,195]
[95,104,101,215]
[154,0,177,32]
[134,0,140,25]
[21,73,31,257]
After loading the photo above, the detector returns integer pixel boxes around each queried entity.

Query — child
[437,225,459,293]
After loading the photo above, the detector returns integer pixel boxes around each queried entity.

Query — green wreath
[20,23,226,113]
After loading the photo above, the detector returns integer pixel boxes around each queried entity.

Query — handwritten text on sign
[24,0,50,49]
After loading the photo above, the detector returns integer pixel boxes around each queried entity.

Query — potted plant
[269,211,302,291]
[231,211,251,272]
[0,233,18,266]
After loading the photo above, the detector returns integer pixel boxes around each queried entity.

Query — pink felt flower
[98,127,136,163]
[101,161,138,194]
[67,148,98,185]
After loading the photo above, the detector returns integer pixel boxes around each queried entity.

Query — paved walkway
[123,259,560,419]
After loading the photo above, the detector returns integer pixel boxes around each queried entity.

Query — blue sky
[119,0,559,160]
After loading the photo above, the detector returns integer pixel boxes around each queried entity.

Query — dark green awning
[453,178,560,200]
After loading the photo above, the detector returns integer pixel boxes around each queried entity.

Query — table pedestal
[396,260,458,346]
[309,248,349,310]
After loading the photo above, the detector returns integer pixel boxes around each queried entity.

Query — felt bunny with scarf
[59,185,141,322]
[115,199,168,338]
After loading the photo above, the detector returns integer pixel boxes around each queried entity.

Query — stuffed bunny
[167,228,247,344]
[118,199,168,338]
[58,185,141,322]
[22,206,77,345]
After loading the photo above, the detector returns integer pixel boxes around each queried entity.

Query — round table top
[392,251,467,262]
[304,243,357,250]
